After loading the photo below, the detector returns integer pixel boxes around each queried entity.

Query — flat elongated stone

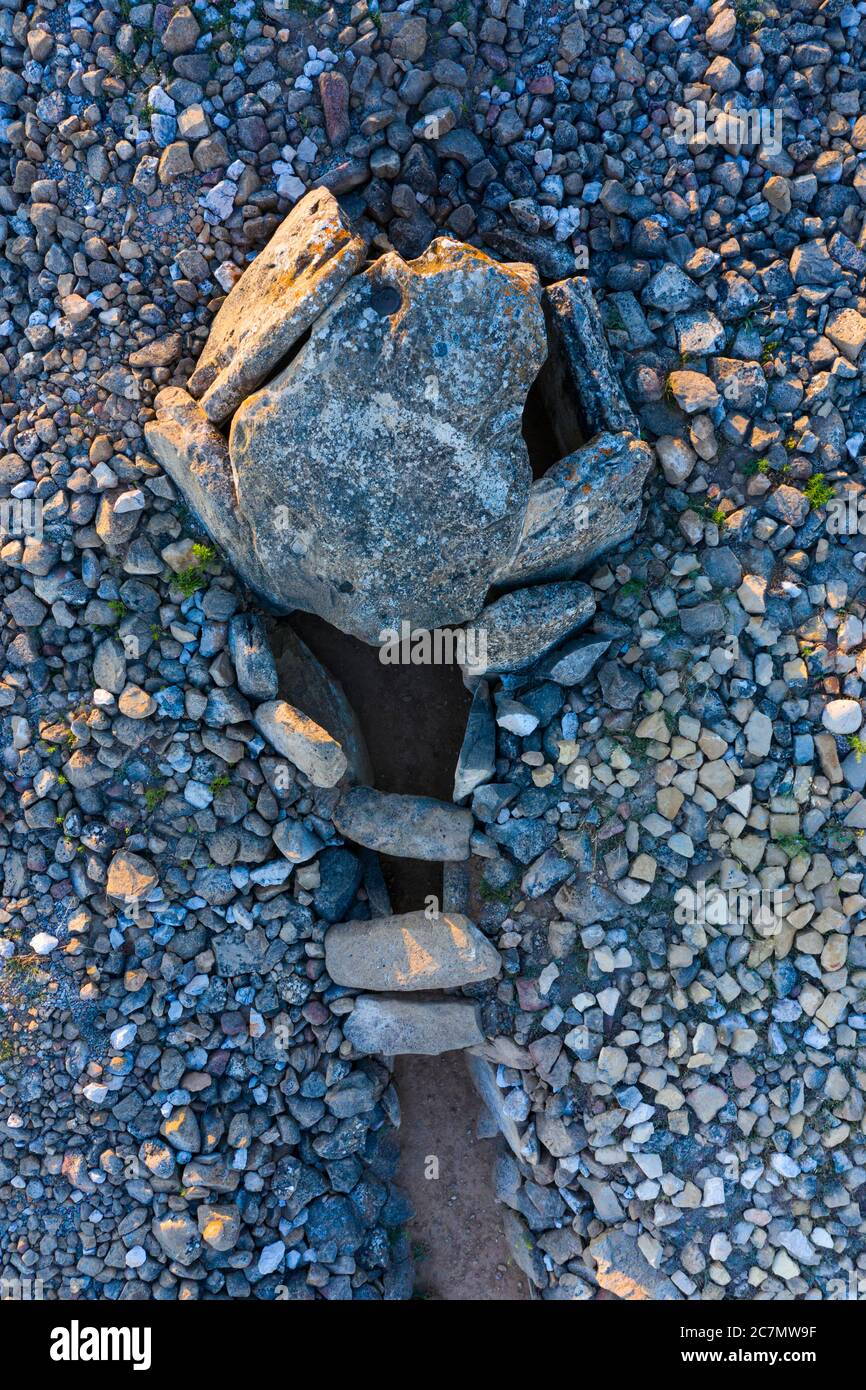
[463,581,595,677]
[467,1053,524,1158]
[228,613,278,699]
[541,276,639,440]
[325,910,501,990]
[144,387,268,590]
[333,786,473,860]
[344,995,484,1055]
[500,433,654,586]
[188,188,367,422]
[253,699,348,788]
[483,225,579,282]
[227,238,546,641]
[453,679,496,802]
[271,625,372,784]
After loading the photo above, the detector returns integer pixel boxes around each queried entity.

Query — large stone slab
[151,216,650,669]
[498,432,653,586]
[333,786,473,860]
[325,910,501,990]
[344,995,484,1055]
[143,387,269,591]
[227,238,547,642]
[271,624,372,784]
[188,188,367,423]
[253,699,348,788]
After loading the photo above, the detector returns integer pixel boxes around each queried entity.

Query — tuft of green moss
[804,473,834,508]
[848,735,866,764]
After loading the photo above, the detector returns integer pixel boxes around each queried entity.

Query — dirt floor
[288,614,528,1300]
[288,611,471,913]
[396,1051,530,1301]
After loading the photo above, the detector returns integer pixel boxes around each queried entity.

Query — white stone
[29,932,58,955]
[823,698,862,734]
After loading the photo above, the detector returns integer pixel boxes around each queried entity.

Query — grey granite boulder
[148,193,652,660]
[228,236,546,642]
[325,910,500,990]
[344,995,484,1055]
[333,787,473,860]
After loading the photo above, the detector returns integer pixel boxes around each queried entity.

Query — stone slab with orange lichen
[324,910,501,991]
[188,186,367,424]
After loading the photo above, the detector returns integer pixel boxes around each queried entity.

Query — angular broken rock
[333,786,473,860]
[151,1214,202,1268]
[467,1052,525,1159]
[500,433,654,586]
[462,581,595,677]
[535,634,611,686]
[453,679,496,802]
[554,877,622,925]
[106,850,158,901]
[227,237,546,642]
[344,996,484,1055]
[502,1208,548,1290]
[188,188,367,423]
[325,910,501,990]
[589,1231,682,1301]
[253,699,348,788]
[271,624,372,785]
[228,613,278,700]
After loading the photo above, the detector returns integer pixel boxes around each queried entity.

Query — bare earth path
[288,615,527,1299]
[396,1052,529,1302]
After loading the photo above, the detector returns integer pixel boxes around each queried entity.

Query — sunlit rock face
[228,237,547,643]
[146,188,652,650]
